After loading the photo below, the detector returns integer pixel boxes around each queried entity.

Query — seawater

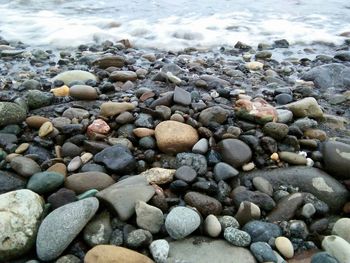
[0,0,349,50]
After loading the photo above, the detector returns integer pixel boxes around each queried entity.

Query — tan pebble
[26,116,50,129]
[81,152,93,164]
[170,113,185,123]
[50,85,70,96]
[271,152,279,161]
[242,162,255,171]
[204,214,222,238]
[140,168,175,184]
[275,236,294,259]
[39,121,54,137]
[67,156,82,172]
[5,153,21,162]
[15,143,30,154]
[100,101,135,117]
[47,163,67,177]
[133,128,155,138]
[166,71,181,84]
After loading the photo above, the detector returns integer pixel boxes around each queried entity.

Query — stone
[87,119,110,136]
[25,90,53,109]
[332,218,350,243]
[322,235,350,263]
[166,71,181,84]
[218,216,240,230]
[0,102,26,127]
[52,70,97,85]
[231,187,276,211]
[27,171,65,194]
[36,197,99,261]
[67,156,82,172]
[10,156,41,177]
[100,102,135,117]
[26,116,50,129]
[69,85,98,100]
[155,120,199,154]
[199,106,229,126]
[47,188,77,209]
[224,227,251,247]
[184,191,222,217]
[235,201,261,225]
[275,236,294,259]
[285,97,323,119]
[126,229,153,248]
[241,167,349,212]
[83,211,112,247]
[140,168,175,185]
[61,142,82,158]
[267,193,305,222]
[109,229,123,246]
[38,121,53,137]
[192,138,209,154]
[235,98,277,124]
[96,175,155,221]
[149,239,169,263]
[277,109,293,123]
[165,207,201,240]
[133,128,155,137]
[173,86,191,106]
[301,63,350,91]
[0,190,44,261]
[62,108,89,120]
[213,162,239,182]
[0,133,17,148]
[304,129,327,141]
[65,172,115,194]
[0,171,26,194]
[136,201,164,234]
[175,165,197,183]
[15,142,30,154]
[278,151,307,165]
[93,55,125,68]
[242,220,282,243]
[250,242,277,263]
[110,70,138,81]
[245,61,264,70]
[311,252,340,263]
[84,245,154,263]
[263,122,289,140]
[50,85,70,97]
[204,215,222,238]
[301,203,316,218]
[94,145,136,174]
[252,177,273,196]
[176,152,207,175]
[321,141,350,180]
[218,139,252,168]
[167,236,256,263]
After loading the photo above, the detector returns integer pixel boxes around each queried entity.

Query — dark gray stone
[213,162,239,182]
[218,139,252,168]
[0,102,26,127]
[199,106,229,126]
[176,152,207,175]
[0,171,26,194]
[242,220,282,243]
[311,252,340,263]
[173,86,191,106]
[250,242,277,263]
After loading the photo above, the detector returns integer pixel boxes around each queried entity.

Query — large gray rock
[301,63,350,90]
[0,190,44,261]
[36,197,99,261]
[0,102,26,127]
[241,167,348,212]
[218,139,252,168]
[167,236,257,263]
[321,141,350,180]
[96,175,155,221]
[136,201,164,234]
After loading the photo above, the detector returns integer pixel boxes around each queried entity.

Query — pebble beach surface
[0,36,350,263]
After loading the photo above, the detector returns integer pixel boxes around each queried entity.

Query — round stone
[242,220,282,243]
[0,102,26,127]
[275,236,294,258]
[10,156,41,177]
[218,139,252,168]
[175,166,197,183]
[65,172,115,194]
[69,85,98,100]
[149,239,169,263]
[184,191,222,217]
[204,214,222,238]
[250,242,277,263]
[332,218,350,243]
[27,171,65,194]
[224,227,251,247]
[263,122,289,140]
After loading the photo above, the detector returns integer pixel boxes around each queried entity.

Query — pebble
[87,119,110,135]
[15,142,30,153]
[93,55,125,68]
[149,239,169,263]
[100,101,136,117]
[165,206,201,239]
[278,151,307,165]
[332,218,350,243]
[83,211,112,246]
[235,201,261,225]
[184,191,222,217]
[275,236,294,259]
[52,70,97,85]
[218,139,252,168]
[65,171,115,193]
[126,229,153,248]
[175,165,197,183]
[276,109,293,123]
[47,188,77,209]
[250,242,277,263]
[301,203,316,218]
[204,214,222,237]
[224,227,251,247]
[0,102,26,127]
[173,86,191,105]
[26,116,50,129]
[192,138,209,154]
[67,156,82,172]
[110,70,138,81]
[27,171,65,194]
[304,129,327,141]
[242,220,282,243]
[263,122,289,140]
[135,201,164,234]
[50,85,70,97]
[285,97,323,119]
[242,162,255,171]
[311,252,340,263]
[133,127,155,137]
[10,156,41,177]
[245,61,264,70]
[322,235,350,263]
[213,162,239,182]
[199,106,229,126]
[69,84,98,100]
[140,167,175,184]
[252,176,274,196]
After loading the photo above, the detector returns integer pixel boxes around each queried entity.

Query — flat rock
[242,220,282,243]
[0,102,26,127]
[96,175,155,221]
[241,167,349,212]
[0,190,44,261]
[10,156,41,177]
[52,70,97,85]
[110,71,138,82]
[36,197,99,261]
[100,101,135,117]
[199,106,229,126]
[27,171,65,194]
[140,168,175,184]
[65,172,115,194]
[218,139,252,168]
[93,55,125,68]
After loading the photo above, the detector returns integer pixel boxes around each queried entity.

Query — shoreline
[0,36,350,262]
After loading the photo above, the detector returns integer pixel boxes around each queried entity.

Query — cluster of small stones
[0,36,350,263]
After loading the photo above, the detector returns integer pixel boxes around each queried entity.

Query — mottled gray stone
[224,227,251,247]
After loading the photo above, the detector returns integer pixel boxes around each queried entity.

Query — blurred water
[0,0,349,50]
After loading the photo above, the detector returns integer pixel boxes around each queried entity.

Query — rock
[65,172,115,194]
[245,61,264,70]
[69,85,98,100]
[173,87,191,106]
[155,120,199,154]
[0,133,17,147]
[218,215,240,230]
[165,207,201,239]
[175,165,197,183]
[110,71,138,81]
[242,220,282,243]
[36,197,99,261]
[204,215,222,238]
[275,93,293,105]
[10,156,41,177]
[62,108,89,120]
[231,187,276,211]
[140,168,175,184]
[27,171,65,194]
[166,71,181,84]
[38,121,53,137]
[84,245,154,263]
[241,167,349,212]
[301,63,350,91]
[224,227,251,247]
[332,218,350,243]
[322,235,350,263]
[235,98,277,124]
[192,138,209,154]
[93,55,125,68]
[200,75,230,89]
[275,236,294,259]
[96,175,155,221]
[50,85,70,97]
[0,102,26,127]
[133,128,155,137]
[47,188,77,209]
[252,177,273,196]
[176,152,207,175]
[184,191,222,217]
[56,254,81,263]
[285,97,323,119]
[94,145,136,174]
[0,171,26,194]
[321,141,350,180]
[26,116,50,129]
[0,190,44,261]
[304,129,327,141]
[100,102,135,117]
[67,156,82,172]
[213,162,239,182]
[301,203,316,218]
[235,201,261,225]
[52,70,97,85]
[149,239,169,263]
[136,201,164,234]
[267,193,305,222]
[25,90,53,109]
[167,236,256,263]
[109,229,123,246]
[250,242,277,263]
[278,151,307,165]
[218,139,252,168]
[277,109,293,123]
[311,252,340,263]
[263,122,289,140]
[61,142,82,158]
[199,106,229,126]
[83,211,112,246]
[126,229,153,248]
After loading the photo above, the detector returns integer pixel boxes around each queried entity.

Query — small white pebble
[242,162,255,171]
[298,151,307,158]
[306,158,314,167]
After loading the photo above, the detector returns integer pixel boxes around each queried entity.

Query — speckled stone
[224,227,251,247]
